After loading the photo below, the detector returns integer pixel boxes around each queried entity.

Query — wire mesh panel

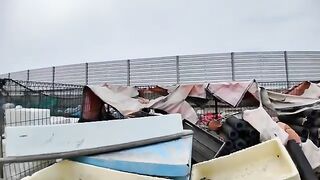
[287,51,320,81]
[233,51,287,82]
[88,60,128,85]
[9,71,28,81]
[130,56,177,86]
[0,79,83,180]
[29,67,53,83]
[179,53,232,84]
[54,63,86,85]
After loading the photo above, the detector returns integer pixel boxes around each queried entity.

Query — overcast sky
[1,0,320,74]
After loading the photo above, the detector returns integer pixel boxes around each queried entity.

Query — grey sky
[1,0,320,74]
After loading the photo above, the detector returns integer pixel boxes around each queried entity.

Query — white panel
[29,67,53,82]
[130,56,177,86]
[55,63,86,85]
[179,53,232,84]
[9,71,28,81]
[0,73,9,78]
[88,60,128,85]
[234,51,286,82]
[287,51,320,81]
[5,114,183,157]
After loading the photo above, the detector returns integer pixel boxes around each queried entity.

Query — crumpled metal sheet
[87,85,200,123]
[207,80,259,107]
[267,90,320,111]
[84,81,259,124]
[243,106,288,144]
[287,81,320,99]
[302,139,320,169]
[259,83,320,170]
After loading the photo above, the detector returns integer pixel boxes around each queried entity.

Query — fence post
[8,73,10,79]
[231,52,235,81]
[284,51,289,89]
[127,60,130,86]
[85,63,89,85]
[52,66,55,90]
[27,70,30,82]
[176,56,180,84]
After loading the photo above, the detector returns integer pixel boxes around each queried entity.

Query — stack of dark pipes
[217,116,260,154]
[279,109,320,147]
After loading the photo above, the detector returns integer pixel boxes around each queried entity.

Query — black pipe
[304,109,318,120]
[300,136,307,143]
[286,140,317,180]
[234,138,247,150]
[248,128,259,139]
[218,132,234,150]
[226,116,246,131]
[279,116,309,127]
[221,123,239,140]
[313,118,320,127]
[289,125,309,138]
[278,114,299,122]
[309,127,319,139]
[309,129,320,147]
[243,131,259,145]
[243,136,255,146]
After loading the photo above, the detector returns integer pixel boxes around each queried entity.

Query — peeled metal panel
[287,51,320,81]
[55,64,86,85]
[29,67,53,82]
[179,53,232,84]
[130,56,177,86]
[9,71,28,81]
[88,60,128,85]
[234,51,286,82]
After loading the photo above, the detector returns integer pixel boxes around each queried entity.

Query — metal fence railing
[1,51,320,86]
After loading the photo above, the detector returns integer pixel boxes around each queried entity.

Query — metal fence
[0,79,83,180]
[1,51,320,86]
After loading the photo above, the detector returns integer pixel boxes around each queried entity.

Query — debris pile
[1,79,320,179]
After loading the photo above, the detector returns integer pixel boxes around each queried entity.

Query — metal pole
[27,70,30,82]
[85,63,88,85]
[127,60,130,86]
[52,66,55,91]
[0,91,4,178]
[214,97,218,115]
[284,51,289,89]
[176,56,180,84]
[231,52,235,81]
